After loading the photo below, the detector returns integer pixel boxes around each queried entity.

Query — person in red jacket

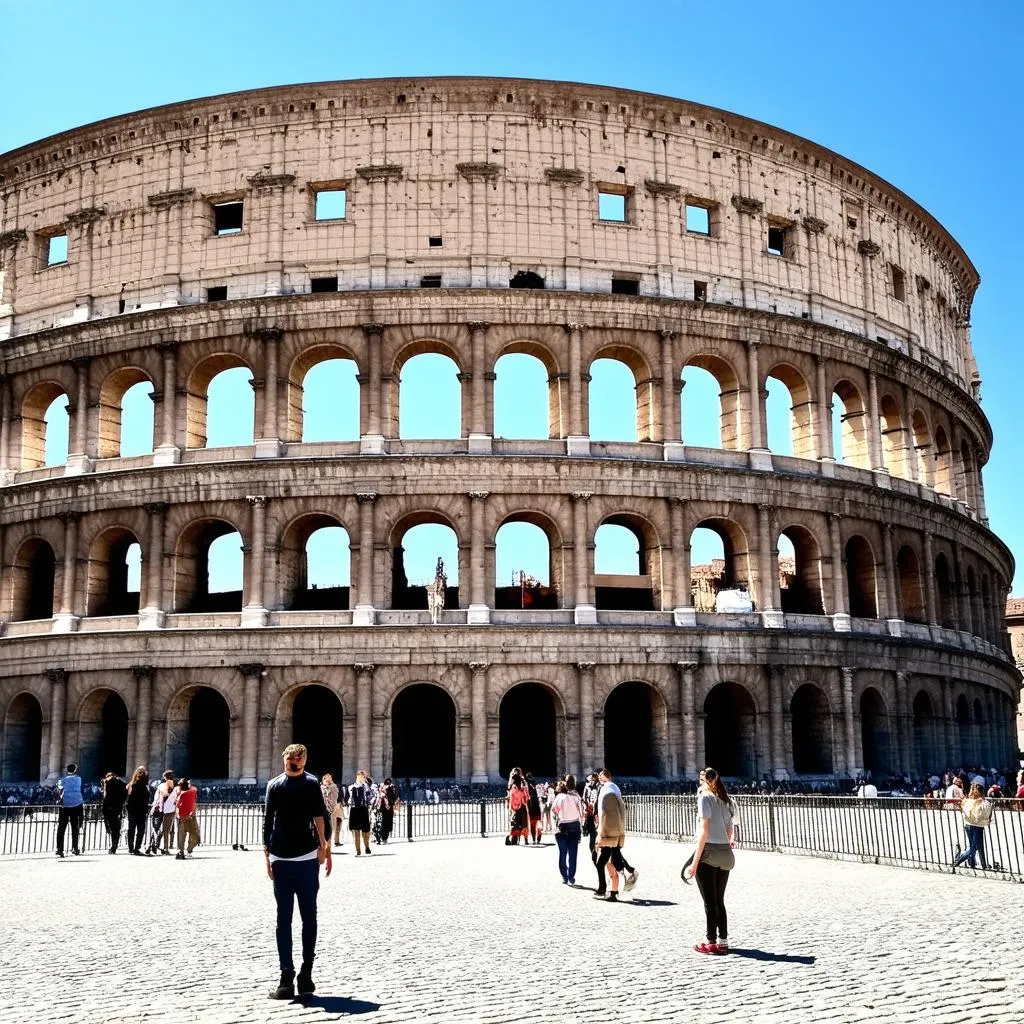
[174,779,200,860]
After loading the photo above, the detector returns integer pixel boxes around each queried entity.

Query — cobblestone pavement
[2,837,1021,1024]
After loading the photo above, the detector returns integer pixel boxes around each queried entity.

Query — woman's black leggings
[694,862,730,943]
[595,845,626,891]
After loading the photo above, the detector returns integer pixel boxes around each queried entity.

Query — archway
[10,539,56,621]
[879,394,907,477]
[832,380,868,468]
[690,520,752,613]
[292,353,360,442]
[173,519,244,613]
[897,545,925,623]
[167,686,230,779]
[594,517,657,611]
[21,383,69,469]
[935,553,955,629]
[589,358,639,442]
[390,519,459,610]
[494,518,558,609]
[509,270,545,289]
[494,352,552,440]
[186,357,255,449]
[791,684,833,774]
[860,688,890,775]
[86,528,142,616]
[681,356,741,450]
[933,426,954,497]
[280,515,351,610]
[604,682,665,777]
[398,352,461,439]
[391,684,456,778]
[845,536,877,618]
[2,693,43,782]
[97,368,155,458]
[78,689,129,781]
[912,690,937,774]
[292,686,344,782]
[778,526,824,614]
[765,365,812,458]
[499,683,558,778]
[703,683,756,777]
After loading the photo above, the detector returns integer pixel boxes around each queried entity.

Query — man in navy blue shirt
[56,762,84,858]
[263,743,331,1000]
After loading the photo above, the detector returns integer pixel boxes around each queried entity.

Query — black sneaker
[592,890,607,899]
[175,852,185,860]
[296,966,315,996]
[606,892,619,902]
[268,972,295,1000]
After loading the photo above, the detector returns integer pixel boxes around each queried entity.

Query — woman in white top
[952,783,993,871]
[551,776,585,885]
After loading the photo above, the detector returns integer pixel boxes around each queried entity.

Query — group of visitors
[319,770,400,854]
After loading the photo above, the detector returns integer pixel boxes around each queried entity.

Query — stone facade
[1005,597,1024,755]
[0,78,1018,786]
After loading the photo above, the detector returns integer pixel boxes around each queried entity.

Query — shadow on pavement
[298,995,381,1014]
[622,898,677,907]
[727,948,815,965]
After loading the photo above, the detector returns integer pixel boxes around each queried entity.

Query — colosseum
[0,77,1018,788]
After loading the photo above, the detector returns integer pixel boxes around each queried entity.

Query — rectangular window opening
[212,201,244,236]
[598,191,627,222]
[611,276,639,296]
[310,276,338,293]
[693,280,708,302]
[46,233,68,266]
[685,204,711,235]
[767,225,787,257]
[891,264,906,302]
[314,189,347,221]
[206,286,228,302]
[420,275,442,288]
[428,236,443,247]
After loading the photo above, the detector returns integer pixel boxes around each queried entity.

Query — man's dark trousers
[57,806,84,854]
[103,810,123,851]
[272,858,320,972]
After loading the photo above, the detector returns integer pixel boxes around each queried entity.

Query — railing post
[768,795,777,850]
[480,800,487,838]
[406,800,414,842]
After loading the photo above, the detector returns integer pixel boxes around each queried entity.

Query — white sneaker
[623,869,639,892]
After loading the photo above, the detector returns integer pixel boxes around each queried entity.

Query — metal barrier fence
[2,797,1021,881]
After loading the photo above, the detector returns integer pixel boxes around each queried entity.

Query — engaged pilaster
[469,661,489,783]
[353,492,378,625]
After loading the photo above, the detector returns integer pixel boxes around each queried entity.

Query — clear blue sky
[2,1,1021,594]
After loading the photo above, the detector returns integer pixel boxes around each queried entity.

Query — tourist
[124,766,150,855]
[373,778,398,845]
[264,743,332,999]
[151,770,178,855]
[505,768,530,845]
[945,776,965,808]
[525,772,543,844]
[582,772,601,862]
[684,767,736,954]
[856,778,879,799]
[321,773,343,848]
[101,771,128,853]
[597,769,639,890]
[593,769,628,901]
[551,776,584,884]
[55,762,84,858]
[348,769,374,855]
[175,778,201,860]
[952,782,992,871]
[540,781,555,834]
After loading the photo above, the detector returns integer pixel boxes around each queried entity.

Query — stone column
[922,531,938,627]
[828,513,850,630]
[469,661,489,783]
[815,355,835,474]
[577,663,596,775]
[670,497,695,626]
[467,491,490,624]
[254,327,283,459]
[661,329,682,457]
[353,492,377,625]
[895,670,911,775]
[746,339,771,470]
[881,523,901,635]
[241,496,268,627]
[841,667,860,776]
[941,679,955,766]
[132,665,155,772]
[758,504,783,627]
[0,374,14,483]
[678,661,698,778]
[769,664,787,778]
[952,546,969,634]
[138,502,167,629]
[565,323,589,455]
[571,491,596,624]
[467,321,491,453]
[154,341,180,465]
[867,370,887,478]
[65,357,92,475]
[46,667,67,781]
[53,512,80,632]
[354,664,374,773]
[238,663,264,784]
[360,323,385,454]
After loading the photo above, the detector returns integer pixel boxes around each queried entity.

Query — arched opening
[2,693,43,782]
[690,521,753,613]
[703,682,756,777]
[956,694,971,766]
[778,526,825,615]
[594,516,661,610]
[911,410,933,486]
[390,518,459,610]
[167,686,230,780]
[78,689,129,781]
[791,684,833,774]
[681,356,741,450]
[86,528,142,616]
[912,690,937,773]
[21,383,69,469]
[186,356,255,449]
[97,369,155,458]
[292,685,344,782]
[173,519,244,613]
[959,441,977,509]
[292,353,360,443]
[9,538,56,621]
[879,394,907,477]
[603,682,666,777]
[965,566,980,637]
[498,683,558,778]
[935,553,955,629]
[832,380,868,469]
[509,270,545,289]
[845,535,877,619]
[589,358,639,442]
[933,426,954,497]
[398,351,461,439]
[494,518,558,609]
[860,687,890,775]
[897,545,925,624]
[765,365,813,458]
[494,351,553,439]
[391,684,456,778]
[280,515,351,610]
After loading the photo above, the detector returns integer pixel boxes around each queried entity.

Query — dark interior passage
[603,682,656,776]
[391,684,456,779]
[703,683,755,777]
[791,684,833,774]
[860,688,890,775]
[2,694,43,781]
[292,686,344,781]
[187,687,230,779]
[80,693,129,781]
[499,683,557,778]
[27,544,56,620]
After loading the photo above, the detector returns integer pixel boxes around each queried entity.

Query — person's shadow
[296,995,381,1014]
[726,949,815,965]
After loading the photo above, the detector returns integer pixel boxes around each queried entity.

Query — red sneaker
[693,942,718,955]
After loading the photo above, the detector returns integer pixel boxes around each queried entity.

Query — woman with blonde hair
[952,782,992,871]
